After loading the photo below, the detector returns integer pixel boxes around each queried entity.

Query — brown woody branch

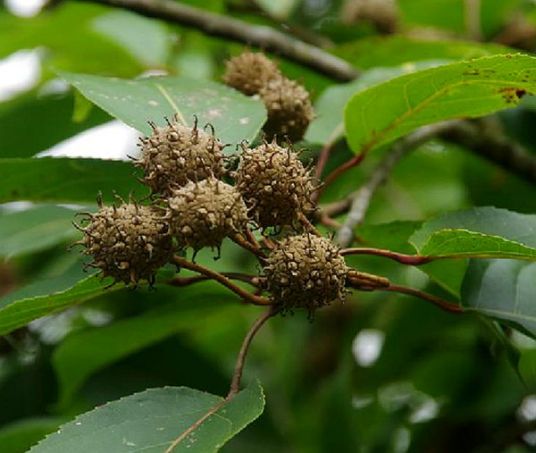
[228,305,280,397]
[318,118,536,238]
[345,269,463,314]
[75,0,359,81]
[322,121,459,244]
[341,247,433,265]
[384,284,464,314]
[171,255,271,306]
[231,233,267,260]
[440,118,536,184]
[168,272,260,288]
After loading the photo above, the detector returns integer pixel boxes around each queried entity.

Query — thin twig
[237,0,333,48]
[76,0,359,81]
[318,199,350,220]
[319,118,536,233]
[245,228,262,251]
[171,255,271,306]
[319,213,342,230]
[168,272,260,287]
[228,305,280,397]
[346,269,391,291]
[315,141,335,180]
[321,152,367,198]
[440,118,536,184]
[345,268,462,313]
[335,142,412,246]
[340,247,433,265]
[231,233,267,260]
[260,237,276,250]
[330,121,461,246]
[164,305,279,451]
[384,284,464,314]
[298,212,322,236]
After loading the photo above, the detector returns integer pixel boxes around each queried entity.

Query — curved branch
[231,233,267,260]
[440,119,536,184]
[319,121,459,206]
[171,255,271,306]
[75,0,359,81]
[228,305,279,397]
[168,272,260,288]
[384,284,464,314]
[340,247,433,265]
[335,140,412,246]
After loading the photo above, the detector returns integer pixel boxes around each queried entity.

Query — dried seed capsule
[136,117,224,195]
[79,203,172,286]
[235,141,315,229]
[223,51,281,95]
[167,177,249,251]
[264,234,348,314]
[259,77,314,143]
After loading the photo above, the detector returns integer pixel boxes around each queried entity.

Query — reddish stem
[319,152,366,197]
[385,284,464,314]
[315,141,334,179]
[168,273,259,287]
[231,233,267,259]
[228,305,280,397]
[171,255,271,306]
[340,247,434,265]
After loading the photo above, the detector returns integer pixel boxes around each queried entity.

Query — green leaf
[410,207,536,260]
[0,4,143,76]
[306,61,445,145]
[0,158,145,203]
[519,349,536,391]
[0,418,65,453]
[0,270,115,336]
[53,284,237,408]
[345,54,536,153]
[92,10,171,67]
[0,205,84,258]
[358,221,421,253]
[462,259,536,338]
[61,72,267,146]
[0,92,109,159]
[29,383,265,453]
[419,260,469,298]
[335,36,511,69]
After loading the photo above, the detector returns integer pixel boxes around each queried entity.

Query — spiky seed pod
[79,203,173,286]
[264,234,348,314]
[259,77,314,142]
[136,117,224,195]
[341,0,398,33]
[223,51,282,96]
[167,177,248,251]
[235,141,315,229]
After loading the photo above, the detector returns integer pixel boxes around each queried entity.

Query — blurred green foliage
[0,0,535,452]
